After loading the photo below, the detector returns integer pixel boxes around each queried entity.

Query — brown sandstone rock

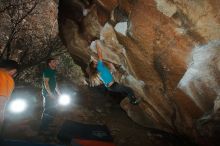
[59,0,220,141]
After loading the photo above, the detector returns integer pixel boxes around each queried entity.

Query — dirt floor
[3,84,190,146]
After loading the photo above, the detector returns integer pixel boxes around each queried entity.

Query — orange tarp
[74,139,116,146]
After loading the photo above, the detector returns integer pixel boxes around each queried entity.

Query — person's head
[0,60,19,77]
[47,57,58,70]
[89,60,98,70]
[88,60,98,76]
[90,60,98,68]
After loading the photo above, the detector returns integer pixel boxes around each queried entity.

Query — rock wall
[59,0,220,140]
[0,0,59,57]
[0,0,85,87]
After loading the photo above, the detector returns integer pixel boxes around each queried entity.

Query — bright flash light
[58,94,71,106]
[9,99,27,113]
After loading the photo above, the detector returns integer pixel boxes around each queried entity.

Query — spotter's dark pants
[39,94,56,131]
[107,82,136,102]
[0,97,8,138]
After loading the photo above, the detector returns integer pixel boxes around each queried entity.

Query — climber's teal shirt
[97,60,113,87]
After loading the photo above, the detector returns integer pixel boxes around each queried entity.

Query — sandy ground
[3,85,183,146]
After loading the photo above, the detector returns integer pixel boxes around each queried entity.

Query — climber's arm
[96,41,103,60]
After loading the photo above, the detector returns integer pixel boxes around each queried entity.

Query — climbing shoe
[130,98,140,105]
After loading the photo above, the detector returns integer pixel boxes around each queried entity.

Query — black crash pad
[1,139,67,146]
[57,120,113,143]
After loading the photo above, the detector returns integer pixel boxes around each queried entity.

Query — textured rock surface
[0,0,59,55]
[58,0,220,142]
[0,0,85,86]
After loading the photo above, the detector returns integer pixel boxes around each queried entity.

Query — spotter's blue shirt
[97,60,113,86]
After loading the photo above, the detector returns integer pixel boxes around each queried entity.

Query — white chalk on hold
[90,41,96,51]
[114,22,128,36]
[83,9,89,16]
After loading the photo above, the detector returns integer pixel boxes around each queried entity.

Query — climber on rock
[88,41,140,105]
